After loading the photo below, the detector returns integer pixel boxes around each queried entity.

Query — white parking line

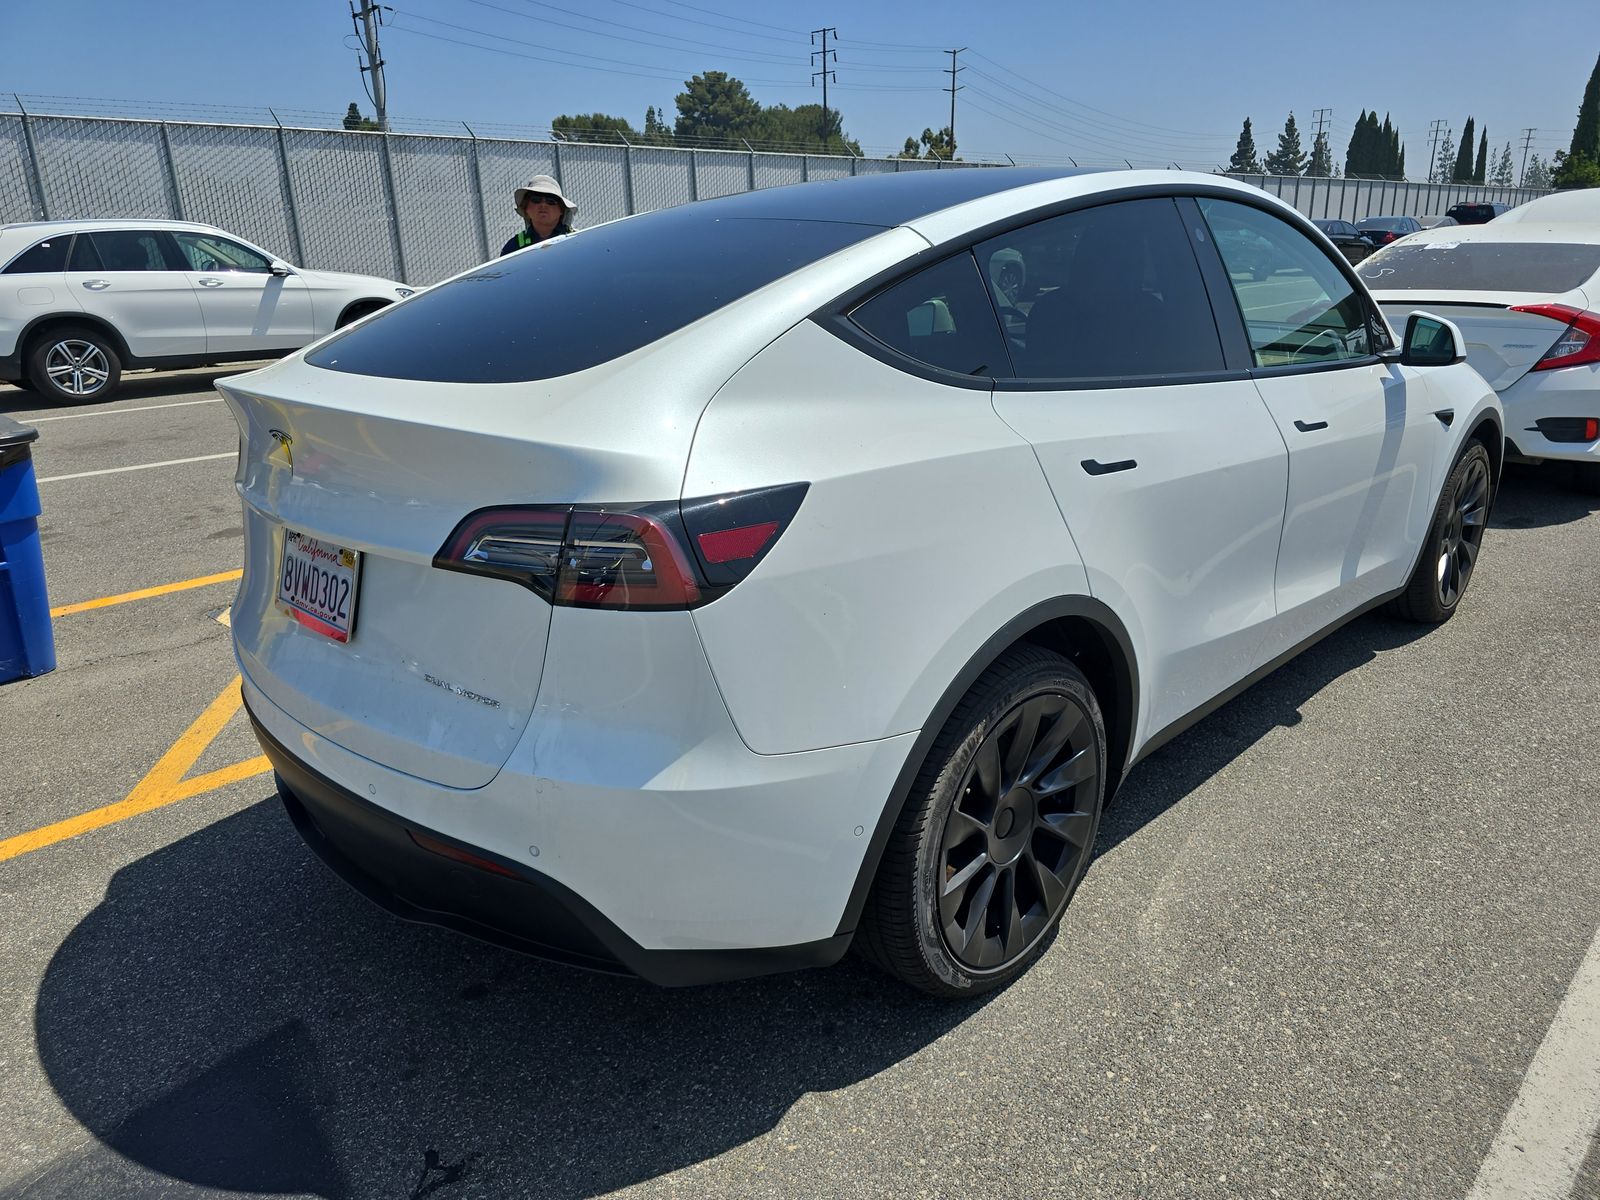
[37,452,236,483]
[28,397,224,422]
[1466,922,1600,1200]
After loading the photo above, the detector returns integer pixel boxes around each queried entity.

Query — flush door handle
[1081,458,1138,476]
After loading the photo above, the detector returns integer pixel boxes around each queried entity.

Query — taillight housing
[433,483,808,610]
[1509,304,1600,371]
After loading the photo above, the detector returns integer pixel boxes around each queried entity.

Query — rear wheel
[1390,442,1492,623]
[855,646,1106,997]
[27,326,121,403]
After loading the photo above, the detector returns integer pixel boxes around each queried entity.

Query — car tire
[27,326,122,403]
[855,645,1107,998]
[1390,442,1492,623]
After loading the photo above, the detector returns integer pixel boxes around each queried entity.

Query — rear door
[1198,196,1442,654]
[64,229,205,358]
[981,197,1289,738]
[170,230,314,354]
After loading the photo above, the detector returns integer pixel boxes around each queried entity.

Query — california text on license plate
[278,529,361,643]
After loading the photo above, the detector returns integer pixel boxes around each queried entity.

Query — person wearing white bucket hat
[500,174,576,256]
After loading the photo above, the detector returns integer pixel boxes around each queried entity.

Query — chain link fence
[0,109,1554,286]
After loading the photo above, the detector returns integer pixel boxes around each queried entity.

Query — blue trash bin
[0,414,56,683]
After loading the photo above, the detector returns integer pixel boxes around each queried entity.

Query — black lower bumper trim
[247,699,852,987]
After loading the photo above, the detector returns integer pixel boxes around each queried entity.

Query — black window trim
[815,180,1391,391]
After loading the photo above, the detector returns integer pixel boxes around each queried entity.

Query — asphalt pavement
[0,370,1597,1200]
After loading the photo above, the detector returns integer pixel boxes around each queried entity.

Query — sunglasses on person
[524,193,563,207]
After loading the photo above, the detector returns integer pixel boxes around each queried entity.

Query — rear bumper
[251,700,854,986]
[1498,365,1600,465]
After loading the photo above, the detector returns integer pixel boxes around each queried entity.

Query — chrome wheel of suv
[28,326,122,403]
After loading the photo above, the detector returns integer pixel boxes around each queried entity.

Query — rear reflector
[1533,417,1600,443]
[408,829,522,879]
[434,483,808,609]
[1510,303,1600,371]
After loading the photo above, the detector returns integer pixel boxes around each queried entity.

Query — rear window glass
[306,212,881,382]
[3,237,69,274]
[1358,241,1600,293]
[1358,217,1409,231]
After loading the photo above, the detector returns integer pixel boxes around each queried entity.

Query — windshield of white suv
[1359,241,1600,293]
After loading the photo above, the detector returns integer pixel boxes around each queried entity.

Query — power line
[604,0,805,37]
[962,66,1232,151]
[961,82,1230,158]
[965,51,1229,140]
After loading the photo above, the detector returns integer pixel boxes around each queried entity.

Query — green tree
[674,71,760,144]
[1229,117,1263,174]
[1525,153,1552,188]
[642,105,675,146]
[1306,130,1333,177]
[1453,117,1476,183]
[1473,128,1488,184]
[342,102,380,132]
[1433,129,1456,184]
[756,103,861,155]
[1263,112,1305,176]
[897,127,955,160]
[1565,51,1600,164]
[550,112,637,144]
[1491,141,1514,187]
[1343,110,1369,176]
[1552,150,1600,189]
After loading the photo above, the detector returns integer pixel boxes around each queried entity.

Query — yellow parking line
[0,676,271,863]
[50,569,242,618]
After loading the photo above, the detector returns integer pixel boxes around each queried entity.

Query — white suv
[222,170,1502,996]
[0,220,413,402]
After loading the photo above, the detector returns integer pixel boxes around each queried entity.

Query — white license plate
[278,529,361,643]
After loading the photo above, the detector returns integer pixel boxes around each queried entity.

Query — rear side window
[85,230,176,272]
[67,235,102,272]
[307,211,881,383]
[1201,198,1372,367]
[1358,241,1600,294]
[3,237,69,274]
[974,197,1225,380]
[849,252,1008,377]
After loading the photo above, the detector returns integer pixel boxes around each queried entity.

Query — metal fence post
[688,150,698,201]
[462,123,490,261]
[376,130,408,283]
[14,96,49,220]
[157,121,184,220]
[622,143,636,215]
[802,155,809,182]
[268,110,306,267]
[552,140,564,188]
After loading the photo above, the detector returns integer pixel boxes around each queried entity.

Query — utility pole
[1311,108,1332,141]
[811,27,837,142]
[947,47,966,158]
[351,0,388,131]
[1428,119,1447,183]
[1519,127,1537,186]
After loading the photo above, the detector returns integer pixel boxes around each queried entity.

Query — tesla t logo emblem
[267,429,293,469]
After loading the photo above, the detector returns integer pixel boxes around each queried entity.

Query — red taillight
[433,484,808,610]
[1509,304,1600,371]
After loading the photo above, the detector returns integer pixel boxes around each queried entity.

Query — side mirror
[1382,311,1466,367]
[268,260,292,277]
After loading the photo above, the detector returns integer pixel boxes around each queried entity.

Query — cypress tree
[1228,117,1263,174]
[1344,110,1367,176]
[1398,145,1406,180]
[1380,115,1395,176]
[1474,129,1488,184]
[1568,51,1600,163]
[1452,117,1475,182]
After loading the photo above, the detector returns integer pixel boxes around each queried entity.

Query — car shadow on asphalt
[1488,462,1600,529]
[24,797,994,1199]
[0,366,271,417]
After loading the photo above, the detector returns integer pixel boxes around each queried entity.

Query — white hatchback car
[1360,201,1600,491]
[0,219,413,402]
[222,170,1501,996]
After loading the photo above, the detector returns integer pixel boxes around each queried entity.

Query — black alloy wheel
[855,646,1107,997]
[1392,442,1492,623]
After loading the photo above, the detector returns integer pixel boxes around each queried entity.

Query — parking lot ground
[2,371,1599,1200]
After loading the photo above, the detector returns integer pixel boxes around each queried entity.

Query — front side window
[848,252,1008,377]
[1200,198,1372,368]
[3,237,69,275]
[173,232,272,273]
[86,230,176,272]
[973,197,1225,381]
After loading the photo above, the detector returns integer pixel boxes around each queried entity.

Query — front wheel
[1390,442,1492,623]
[855,646,1107,997]
[27,326,122,403]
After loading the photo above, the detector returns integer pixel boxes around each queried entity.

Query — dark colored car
[1417,215,1459,230]
[1311,218,1376,265]
[1356,215,1423,247]
[1445,202,1511,225]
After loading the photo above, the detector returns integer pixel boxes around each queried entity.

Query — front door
[64,229,205,359]
[170,231,314,354]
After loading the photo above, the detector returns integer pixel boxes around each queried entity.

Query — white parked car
[221,169,1501,997]
[1361,207,1600,492]
[0,219,413,402]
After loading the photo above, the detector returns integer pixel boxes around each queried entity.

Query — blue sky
[4,0,1592,172]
